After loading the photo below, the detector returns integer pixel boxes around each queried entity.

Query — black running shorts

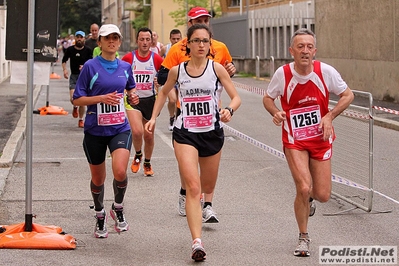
[83,130,132,165]
[125,95,156,121]
[172,127,224,157]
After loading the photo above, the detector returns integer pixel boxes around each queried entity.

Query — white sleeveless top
[175,59,223,133]
[132,52,157,98]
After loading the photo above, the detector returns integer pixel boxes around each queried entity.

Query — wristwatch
[225,107,234,116]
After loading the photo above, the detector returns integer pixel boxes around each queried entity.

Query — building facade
[102,0,200,50]
[0,1,393,102]
[214,0,315,59]
[315,0,399,102]
[0,4,11,83]
[217,0,399,102]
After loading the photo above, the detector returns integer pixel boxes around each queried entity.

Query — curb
[374,117,399,131]
[0,85,41,196]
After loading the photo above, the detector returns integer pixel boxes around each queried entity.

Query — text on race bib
[183,95,213,128]
[290,105,322,140]
[97,93,125,126]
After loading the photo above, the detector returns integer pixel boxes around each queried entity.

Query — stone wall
[315,0,399,102]
[232,58,291,78]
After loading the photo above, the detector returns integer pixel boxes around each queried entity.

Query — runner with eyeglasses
[156,6,236,225]
[146,24,241,261]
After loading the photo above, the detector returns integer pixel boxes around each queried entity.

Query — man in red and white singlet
[263,28,354,257]
[122,27,163,177]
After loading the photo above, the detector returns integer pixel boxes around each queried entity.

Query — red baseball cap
[187,7,211,21]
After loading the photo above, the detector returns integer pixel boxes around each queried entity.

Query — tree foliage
[59,0,101,37]
[131,1,151,33]
[170,0,218,27]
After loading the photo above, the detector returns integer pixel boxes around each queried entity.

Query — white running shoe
[294,235,311,257]
[202,205,219,223]
[94,209,108,238]
[178,194,186,216]
[309,199,316,216]
[110,204,129,232]
[191,238,206,261]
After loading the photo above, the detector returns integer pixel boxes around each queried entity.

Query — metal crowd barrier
[328,90,374,214]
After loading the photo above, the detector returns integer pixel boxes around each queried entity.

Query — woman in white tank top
[145,24,241,262]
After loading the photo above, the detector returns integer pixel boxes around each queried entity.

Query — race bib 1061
[97,93,125,126]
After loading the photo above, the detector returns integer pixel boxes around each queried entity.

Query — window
[230,0,240,7]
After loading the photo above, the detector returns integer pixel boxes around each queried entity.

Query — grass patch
[236,72,255,77]
[235,72,270,79]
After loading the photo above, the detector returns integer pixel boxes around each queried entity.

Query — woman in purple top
[73,24,139,239]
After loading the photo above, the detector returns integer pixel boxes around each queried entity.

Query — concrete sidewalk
[0,79,41,195]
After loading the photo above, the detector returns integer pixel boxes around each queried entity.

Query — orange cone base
[0,223,76,249]
[50,73,61,79]
[37,105,68,115]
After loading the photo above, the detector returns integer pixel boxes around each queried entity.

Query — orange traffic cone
[50,72,61,79]
[0,222,76,249]
[37,105,68,115]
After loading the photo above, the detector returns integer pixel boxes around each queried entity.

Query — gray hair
[290,28,316,47]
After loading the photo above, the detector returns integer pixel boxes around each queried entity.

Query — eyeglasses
[188,38,210,44]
